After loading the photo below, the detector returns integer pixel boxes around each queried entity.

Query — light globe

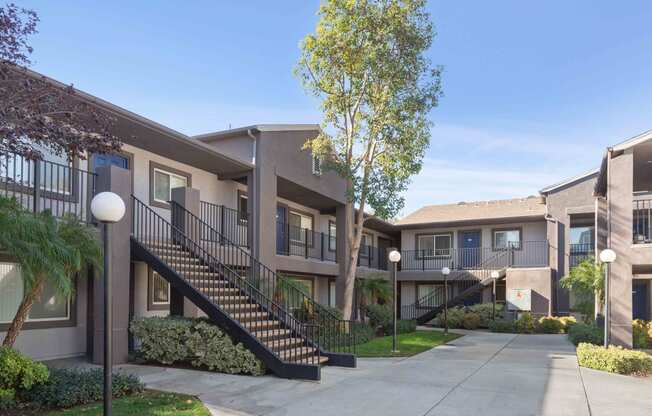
[91,192,126,223]
[442,267,451,276]
[599,249,616,264]
[388,250,401,263]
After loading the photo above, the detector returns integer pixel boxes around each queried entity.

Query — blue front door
[461,231,481,268]
[633,280,649,320]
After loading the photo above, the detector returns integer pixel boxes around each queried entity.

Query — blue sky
[19,1,652,217]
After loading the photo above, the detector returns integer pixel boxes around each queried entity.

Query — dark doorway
[460,231,481,268]
[633,280,649,320]
[377,237,391,270]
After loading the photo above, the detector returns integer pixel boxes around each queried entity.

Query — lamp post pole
[442,267,450,335]
[388,249,401,353]
[599,249,616,348]
[90,192,126,416]
[491,271,500,320]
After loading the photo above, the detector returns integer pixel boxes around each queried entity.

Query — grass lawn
[356,330,461,357]
[44,390,210,416]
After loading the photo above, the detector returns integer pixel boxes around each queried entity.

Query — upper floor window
[328,220,337,251]
[149,162,191,208]
[493,229,521,250]
[360,232,373,257]
[289,210,314,245]
[417,233,452,257]
[312,154,322,176]
[237,191,248,223]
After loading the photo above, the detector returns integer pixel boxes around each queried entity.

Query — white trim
[152,167,189,203]
[612,129,652,152]
[539,169,599,194]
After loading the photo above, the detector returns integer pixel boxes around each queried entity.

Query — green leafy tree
[560,257,604,323]
[296,0,442,318]
[0,197,102,347]
[356,276,392,307]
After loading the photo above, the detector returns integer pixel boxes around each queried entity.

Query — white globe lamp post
[599,249,616,347]
[388,249,401,353]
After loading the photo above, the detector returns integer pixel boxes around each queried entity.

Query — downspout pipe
[247,129,257,165]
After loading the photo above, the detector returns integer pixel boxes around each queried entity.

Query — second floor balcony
[276,221,337,263]
[633,198,652,244]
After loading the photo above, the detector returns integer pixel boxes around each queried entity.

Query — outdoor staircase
[130,196,355,380]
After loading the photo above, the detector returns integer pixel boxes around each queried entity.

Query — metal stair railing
[132,195,320,365]
[170,200,358,355]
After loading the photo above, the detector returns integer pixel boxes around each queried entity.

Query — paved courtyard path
[120,330,652,416]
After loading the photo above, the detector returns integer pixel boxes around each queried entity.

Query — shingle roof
[395,196,546,227]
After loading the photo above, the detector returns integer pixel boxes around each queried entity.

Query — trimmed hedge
[362,304,392,330]
[0,347,49,409]
[468,303,504,327]
[538,317,564,334]
[130,316,265,376]
[632,319,651,349]
[22,368,143,409]
[568,323,603,346]
[462,312,481,330]
[576,343,652,375]
[394,319,417,334]
[489,319,516,333]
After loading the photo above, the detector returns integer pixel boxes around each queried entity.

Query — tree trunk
[337,196,366,320]
[2,277,45,347]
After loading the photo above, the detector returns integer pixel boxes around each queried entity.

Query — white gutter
[247,129,257,165]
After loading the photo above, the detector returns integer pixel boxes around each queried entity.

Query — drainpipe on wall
[247,129,257,165]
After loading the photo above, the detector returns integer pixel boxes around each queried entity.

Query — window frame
[147,267,170,311]
[0,255,77,331]
[287,209,315,248]
[359,232,374,259]
[328,220,337,252]
[492,227,522,251]
[415,232,453,258]
[148,161,192,209]
[237,190,249,224]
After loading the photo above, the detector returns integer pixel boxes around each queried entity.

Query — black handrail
[200,200,249,247]
[170,200,357,354]
[133,196,320,365]
[276,221,337,263]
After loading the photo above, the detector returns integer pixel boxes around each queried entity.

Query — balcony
[200,200,249,247]
[570,243,593,267]
[400,241,549,271]
[633,198,652,244]
[357,244,388,271]
[276,221,337,263]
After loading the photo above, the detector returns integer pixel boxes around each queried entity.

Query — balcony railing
[0,151,96,223]
[570,243,594,267]
[200,200,249,247]
[633,199,652,244]
[357,244,388,270]
[400,241,549,271]
[276,221,337,263]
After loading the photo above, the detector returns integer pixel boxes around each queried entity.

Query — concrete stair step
[211,295,250,304]
[243,320,281,330]
[252,328,291,340]
[221,303,259,311]
[298,355,329,365]
[278,347,317,361]
[264,337,305,351]
[231,311,269,321]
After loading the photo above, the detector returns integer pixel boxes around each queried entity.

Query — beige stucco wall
[505,267,553,316]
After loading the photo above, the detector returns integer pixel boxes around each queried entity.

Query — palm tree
[357,275,392,307]
[0,196,102,347]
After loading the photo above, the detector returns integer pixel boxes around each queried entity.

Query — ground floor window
[148,269,170,311]
[329,280,336,307]
[0,262,71,324]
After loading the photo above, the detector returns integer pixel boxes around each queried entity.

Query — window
[360,233,373,257]
[329,281,336,307]
[0,262,70,324]
[417,234,452,257]
[238,191,248,223]
[285,276,314,311]
[328,221,337,252]
[289,210,314,245]
[493,229,521,250]
[149,162,191,208]
[312,154,322,176]
[148,269,170,310]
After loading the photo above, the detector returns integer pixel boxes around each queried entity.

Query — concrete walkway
[117,330,652,416]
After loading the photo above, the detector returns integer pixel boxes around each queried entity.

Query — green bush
[22,368,143,409]
[467,303,504,327]
[393,319,417,334]
[576,343,652,375]
[352,323,375,345]
[362,304,392,330]
[0,387,15,410]
[489,319,515,333]
[632,320,651,349]
[538,317,564,334]
[515,312,535,334]
[130,317,265,375]
[463,313,481,330]
[0,347,49,407]
[568,323,603,346]
[559,316,577,330]
[434,306,466,329]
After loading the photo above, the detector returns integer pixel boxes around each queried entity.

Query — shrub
[362,304,392,330]
[538,317,564,334]
[559,316,578,331]
[515,312,535,334]
[463,313,481,330]
[434,306,466,329]
[22,368,143,409]
[489,319,515,333]
[632,320,651,349]
[393,319,417,334]
[352,323,375,345]
[467,303,504,327]
[130,316,265,376]
[576,343,652,375]
[568,323,603,346]
[0,347,49,407]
